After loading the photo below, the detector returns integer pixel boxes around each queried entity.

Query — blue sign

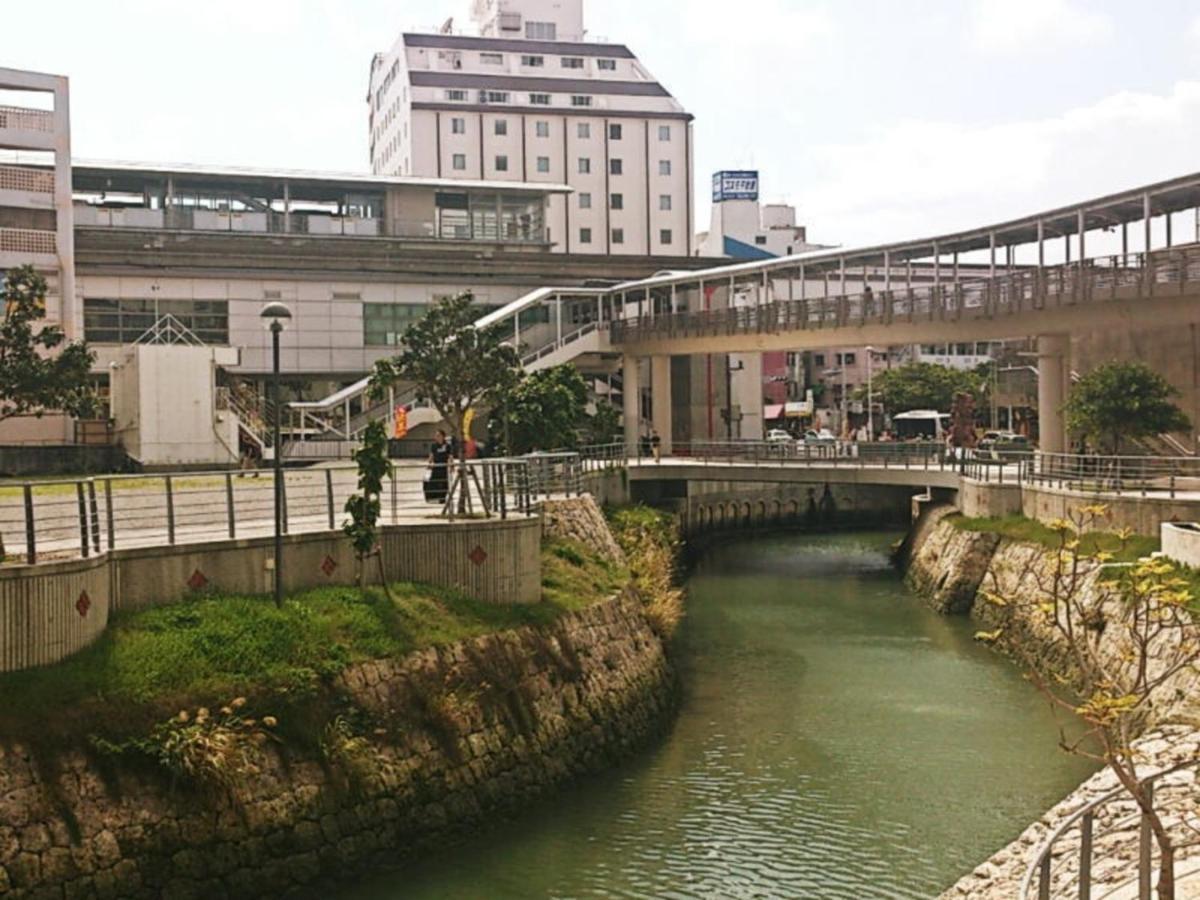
[712,170,759,203]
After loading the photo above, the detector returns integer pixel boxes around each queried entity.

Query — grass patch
[0,538,625,743]
[607,505,685,637]
[950,514,1160,562]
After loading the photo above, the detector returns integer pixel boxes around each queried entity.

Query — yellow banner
[463,408,476,435]
[393,405,408,439]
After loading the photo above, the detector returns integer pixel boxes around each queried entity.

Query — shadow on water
[339,530,1096,900]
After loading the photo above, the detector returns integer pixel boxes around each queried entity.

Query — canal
[343,531,1096,899]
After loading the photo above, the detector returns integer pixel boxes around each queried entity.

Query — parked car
[802,428,837,445]
[978,431,1032,460]
[766,428,793,443]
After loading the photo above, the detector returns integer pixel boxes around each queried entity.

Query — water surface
[341,531,1095,899]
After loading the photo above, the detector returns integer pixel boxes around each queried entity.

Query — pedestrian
[863,282,875,317]
[427,429,453,503]
[650,428,662,463]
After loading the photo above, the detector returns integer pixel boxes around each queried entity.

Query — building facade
[368,0,694,256]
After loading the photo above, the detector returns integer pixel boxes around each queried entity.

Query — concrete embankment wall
[0,517,542,674]
[0,592,674,900]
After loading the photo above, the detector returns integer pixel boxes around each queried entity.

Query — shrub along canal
[340,531,1096,899]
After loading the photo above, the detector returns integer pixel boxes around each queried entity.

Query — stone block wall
[541,496,626,565]
[0,593,674,899]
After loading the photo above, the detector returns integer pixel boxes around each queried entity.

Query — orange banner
[393,405,408,439]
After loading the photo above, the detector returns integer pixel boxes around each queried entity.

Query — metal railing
[1027,452,1200,498]
[1021,758,1200,900]
[610,247,1200,345]
[578,442,626,472]
[648,439,952,469]
[0,458,537,566]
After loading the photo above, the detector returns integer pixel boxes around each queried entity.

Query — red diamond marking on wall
[187,569,209,590]
[321,556,338,576]
[468,546,488,567]
[76,591,91,618]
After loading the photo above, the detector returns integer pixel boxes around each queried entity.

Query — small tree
[980,507,1200,899]
[865,362,982,416]
[585,400,621,446]
[0,265,95,423]
[490,364,588,455]
[370,293,520,510]
[1066,361,1191,454]
[343,420,393,596]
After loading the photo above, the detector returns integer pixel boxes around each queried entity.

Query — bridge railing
[610,246,1200,344]
[1025,452,1200,498]
[1020,758,1200,900]
[651,439,951,469]
[0,458,538,566]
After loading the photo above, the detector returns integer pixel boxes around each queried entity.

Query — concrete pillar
[622,353,641,455]
[650,355,672,455]
[1037,334,1070,454]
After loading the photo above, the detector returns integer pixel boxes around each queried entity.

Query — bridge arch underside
[628,466,956,535]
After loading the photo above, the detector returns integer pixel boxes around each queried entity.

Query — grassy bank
[0,536,626,743]
[950,514,1160,562]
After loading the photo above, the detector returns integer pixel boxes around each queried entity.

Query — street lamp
[260,301,292,607]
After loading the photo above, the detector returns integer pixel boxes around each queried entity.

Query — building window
[610,158,623,175]
[445,89,467,101]
[755,236,767,245]
[481,90,510,103]
[838,352,856,365]
[363,303,429,347]
[451,117,466,134]
[659,194,672,211]
[659,159,671,175]
[611,228,625,244]
[495,155,509,171]
[571,95,593,107]
[598,59,616,71]
[562,57,584,69]
[84,298,229,345]
[814,354,826,367]
[658,125,671,141]
[537,156,550,173]
[609,123,622,140]
[521,55,544,67]
[530,93,551,106]
[660,229,672,244]
[578,157,591,174]
[577,122,591,138]
[579,192,592,209]
[610,193,623,210]
[494,119,508,136]
[580,227,592,244]
[535,120,550,137]
[481,52,504,65]
[525,20,556,39]
[452,153,466,170]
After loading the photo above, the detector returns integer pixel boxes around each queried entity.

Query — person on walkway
[650,428,662,463]
[427,429,453,503]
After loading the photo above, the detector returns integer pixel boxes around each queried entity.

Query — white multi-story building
[368,0,694,256]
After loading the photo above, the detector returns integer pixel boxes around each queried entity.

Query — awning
[764,404,785,420]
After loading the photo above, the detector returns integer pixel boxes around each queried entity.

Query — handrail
[1019,758,1200,900]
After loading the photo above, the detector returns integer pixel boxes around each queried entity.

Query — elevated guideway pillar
[651,355,673,455]
[1037,334,1071,454]
[623,353,641,455]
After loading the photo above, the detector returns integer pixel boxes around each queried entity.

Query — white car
[766,429,793,443]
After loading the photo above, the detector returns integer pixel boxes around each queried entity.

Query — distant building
[368,0,694,256]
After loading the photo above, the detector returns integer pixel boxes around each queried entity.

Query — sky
[6,0,1200,248]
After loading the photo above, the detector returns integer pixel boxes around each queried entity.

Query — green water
[341,532,1095,899]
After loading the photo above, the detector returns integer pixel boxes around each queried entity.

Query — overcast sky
[6,0,1200,248]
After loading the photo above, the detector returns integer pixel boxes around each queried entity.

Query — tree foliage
[343,420,392,594]
[1065,361,1190,454]
[585,400,621,446]
[489,364,588,454]
[980,507,1200,900]
[0,265,95,422]
[865,362,982,415]
[369,292,521,441]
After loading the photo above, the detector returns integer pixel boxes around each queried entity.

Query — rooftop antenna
[440,16,454,34]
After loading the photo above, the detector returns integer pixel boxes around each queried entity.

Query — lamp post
[260,301,292,607]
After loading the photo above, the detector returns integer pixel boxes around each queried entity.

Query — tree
[489,364,588,455]
[864,362,982,416]
[1065,361,1190,454]
[0,265,95,422]
[343,420,393,598]
[369,292,520,510]
[979,507,1200,900]
[585,400,621,446]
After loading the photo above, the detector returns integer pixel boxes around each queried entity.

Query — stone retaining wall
[0,593,674,899]
[541,495,626,565]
